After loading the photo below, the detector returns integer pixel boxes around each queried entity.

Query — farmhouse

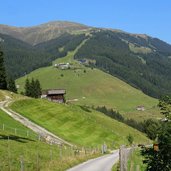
[54,63,70,70]
[41,89,66,103]
[136,105,145,111]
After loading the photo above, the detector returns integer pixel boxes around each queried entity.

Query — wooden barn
[41,89,66,103]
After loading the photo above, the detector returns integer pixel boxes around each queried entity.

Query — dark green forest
[0,33,86,78]
[74,30,171,98]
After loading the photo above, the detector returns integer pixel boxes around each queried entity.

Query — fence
[119,145,134,171]
[0,123,37,139]
[0,123,101,171]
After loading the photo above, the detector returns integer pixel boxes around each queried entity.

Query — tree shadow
[0,134,35,143]
[80,106,92,113]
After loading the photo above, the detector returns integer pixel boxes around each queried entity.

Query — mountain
[74,29,171,97]
[1,21,171,97]
[0,32,86,78]
[0,21,89,45]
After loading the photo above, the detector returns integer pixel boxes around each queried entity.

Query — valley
[0,20,170,171]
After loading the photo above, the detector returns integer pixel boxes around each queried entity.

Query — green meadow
[16,65,161,120]
[0,109,100,171]
[10,98,150,147]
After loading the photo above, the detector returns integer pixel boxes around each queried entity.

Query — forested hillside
[75,30,171,98]
[0,33,86,78]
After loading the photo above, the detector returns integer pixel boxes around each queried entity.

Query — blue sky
[0,0,171,44]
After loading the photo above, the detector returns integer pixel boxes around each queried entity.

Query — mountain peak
[38,20,88,28]
[0,21,90,45]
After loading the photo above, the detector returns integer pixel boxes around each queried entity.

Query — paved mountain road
[67,150,119,171]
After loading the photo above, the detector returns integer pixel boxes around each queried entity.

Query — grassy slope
[11,98,150,147]
[16,65,161,120]
[0,89,28,101]
[0,109,35,136]
[0,106,100,171]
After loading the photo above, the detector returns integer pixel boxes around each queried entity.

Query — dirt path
[0,97,73,146]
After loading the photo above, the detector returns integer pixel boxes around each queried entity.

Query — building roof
[42,89,66,95]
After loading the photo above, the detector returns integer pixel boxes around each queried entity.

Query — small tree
[127,134,134,145]
[158,96,171,120]
[30,78,36,98]
[34,79,41,98]
[143,119,161,140]
[7,78,17,93]
[24,78,41,98]
[24,78,31,97]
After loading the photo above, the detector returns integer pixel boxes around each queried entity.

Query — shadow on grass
[80,106,92,113]
[0,134,35,143]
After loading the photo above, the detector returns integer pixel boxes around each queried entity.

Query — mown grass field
[16,65,161,121]
[10,98,150,147]
[0,109,100,171]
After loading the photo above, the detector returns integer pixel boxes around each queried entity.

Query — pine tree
[30,78,36,98]
[0,50,7,89]
[35,79,41,98]
[24,78,31,96]
[7,78,17,93]
[24,78,41,98]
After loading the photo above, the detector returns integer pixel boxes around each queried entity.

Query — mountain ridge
[1,21,170,45]
[0,21,90,45]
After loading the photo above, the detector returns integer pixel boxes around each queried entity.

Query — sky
[0,0,171,44]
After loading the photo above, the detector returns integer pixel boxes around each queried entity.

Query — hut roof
[42,89,66,95]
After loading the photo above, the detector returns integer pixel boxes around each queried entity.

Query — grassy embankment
[0,108,100,171]
[11,98,150,147]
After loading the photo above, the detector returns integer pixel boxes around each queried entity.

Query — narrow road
[67,150,119,171]
[0,97,72,146]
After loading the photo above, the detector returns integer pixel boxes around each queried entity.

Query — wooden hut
[41,89,66,103]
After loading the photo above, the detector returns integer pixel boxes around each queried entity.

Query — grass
[112,162,119,171]
[0,109,36,137]
[127,148,146,171]
[53,36,89,65]
[129,43,152,54]
[0,109,101,171]
[0,90,5,101]
[0,89,27,101]
[10,98,150,147]
[16,66,161,121]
